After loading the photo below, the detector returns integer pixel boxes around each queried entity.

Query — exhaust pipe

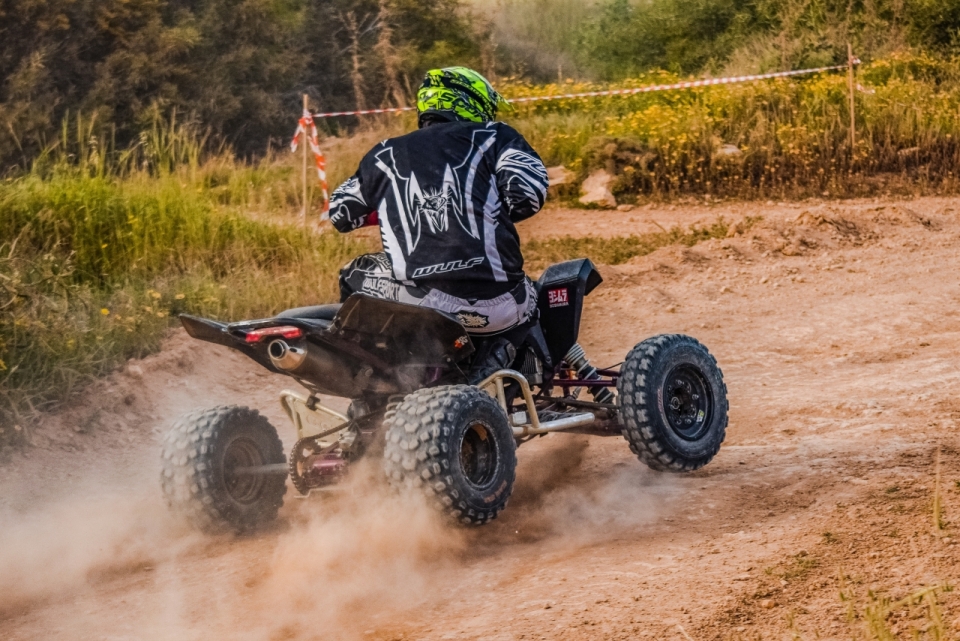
[264,338,373,398]
[268,339,307,371]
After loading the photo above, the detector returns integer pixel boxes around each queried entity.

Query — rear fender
[180,315,233,347]
[330,294,476,367]
[180,296,477,396]
[179,314,308,374]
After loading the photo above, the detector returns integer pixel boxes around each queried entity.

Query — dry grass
[522,217,748,270]
[0,119,375,444]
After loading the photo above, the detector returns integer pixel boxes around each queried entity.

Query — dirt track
[2,196,960,640]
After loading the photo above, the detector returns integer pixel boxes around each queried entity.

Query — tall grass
[0,118,373,444]
[841,583,954,641]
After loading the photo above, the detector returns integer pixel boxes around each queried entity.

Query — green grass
[0,121,375,444]
[522,217,738,269]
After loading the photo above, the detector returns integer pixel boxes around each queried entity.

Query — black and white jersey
[329,120,548,297]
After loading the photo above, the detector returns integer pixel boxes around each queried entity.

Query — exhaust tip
[268,339,306,371]
[268,339,288,360]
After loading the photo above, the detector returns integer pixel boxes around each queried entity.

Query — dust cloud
[0,433,680,640]
[487,435,681,546]
[0,480,194,617]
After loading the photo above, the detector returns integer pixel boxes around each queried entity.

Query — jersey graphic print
[329,177,370,231]
[329,121,548,289]
[496,148,549,218]
[373,128,497,255]
[456,311,490,329]
[412,257,485,279]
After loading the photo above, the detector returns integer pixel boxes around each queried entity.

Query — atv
[161,259,728,532]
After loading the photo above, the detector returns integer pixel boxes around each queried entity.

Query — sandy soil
[2,196,960,640]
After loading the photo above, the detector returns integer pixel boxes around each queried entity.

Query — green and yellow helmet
[416,66,509,127]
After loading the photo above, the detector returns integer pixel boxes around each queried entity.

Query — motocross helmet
[416,66,509,128]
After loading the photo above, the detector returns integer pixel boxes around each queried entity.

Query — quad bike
[161,259,728,532]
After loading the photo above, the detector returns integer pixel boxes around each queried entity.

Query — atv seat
[276,304,342,321]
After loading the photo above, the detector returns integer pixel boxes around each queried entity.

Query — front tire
[617,334,728,472]
[383,385,517,526]
[160,406,287,533]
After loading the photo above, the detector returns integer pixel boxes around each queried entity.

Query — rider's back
[329,120,548,299]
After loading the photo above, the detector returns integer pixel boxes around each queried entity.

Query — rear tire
[160,406,287,533]
[617,334,728,472]
[382,385,516,526]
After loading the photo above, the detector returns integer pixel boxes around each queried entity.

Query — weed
[853,584,952,641]
[781,552,819,580]
[934,446,945,532]
[523,218,730,270]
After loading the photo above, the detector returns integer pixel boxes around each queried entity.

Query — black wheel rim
[663,365,712,440]
[459,422,498,490]
[222,437,266,504]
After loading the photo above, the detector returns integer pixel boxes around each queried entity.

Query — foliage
[9,0,960,172]
[840,583,954,641]
[0,0,478,171]
[488,52,960,199]
[576,0,771,79]
[467,0,600,80]
[0,123,373,444]
[488,0,960,80]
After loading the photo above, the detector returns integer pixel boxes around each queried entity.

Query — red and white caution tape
[290,109,329,215]
[311,106,416,118]
[510,62,858,103]
[307,61,859,119]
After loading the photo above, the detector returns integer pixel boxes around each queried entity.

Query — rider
[328,67,548,351]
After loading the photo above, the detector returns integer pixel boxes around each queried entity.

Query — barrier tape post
[301,94,308,225]
[290,100,330,223]
[306,62,860,119]
[847,44,857,154]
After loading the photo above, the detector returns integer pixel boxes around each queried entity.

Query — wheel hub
[459,422,498,489]
[664,365,712,440]
[222,438,267,504]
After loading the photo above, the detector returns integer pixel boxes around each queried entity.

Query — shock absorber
[564,343,615,404]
